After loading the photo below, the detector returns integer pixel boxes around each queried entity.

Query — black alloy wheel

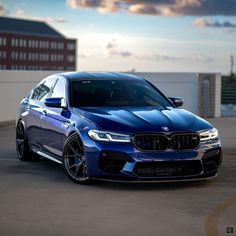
[16,120,39,161]
[63,133,90,184]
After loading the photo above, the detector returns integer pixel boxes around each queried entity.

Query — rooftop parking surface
[0,118,235,236]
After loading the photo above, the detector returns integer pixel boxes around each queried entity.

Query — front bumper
[83,137,222,182]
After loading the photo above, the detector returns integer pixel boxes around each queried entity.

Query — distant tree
[222,73,236,84]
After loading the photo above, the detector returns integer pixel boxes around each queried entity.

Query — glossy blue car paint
[17,72,222,182]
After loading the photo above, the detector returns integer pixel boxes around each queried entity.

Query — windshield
[71,79,171,107]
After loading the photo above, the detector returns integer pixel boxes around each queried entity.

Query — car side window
[51,78,66,99]
[31,78,57,101]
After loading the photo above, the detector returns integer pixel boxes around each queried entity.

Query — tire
[62,133,91,184]
[16,120,40,161]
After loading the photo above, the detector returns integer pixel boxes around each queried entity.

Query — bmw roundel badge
[161,126,170,132]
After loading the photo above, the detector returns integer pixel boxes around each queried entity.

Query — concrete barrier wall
[134,72,199,115]
[198,73,221,117]
[0,70,220,123]
[0,70,58,122]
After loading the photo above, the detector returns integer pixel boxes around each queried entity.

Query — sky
[1,0,236,74]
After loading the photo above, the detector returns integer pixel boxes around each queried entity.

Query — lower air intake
[134,160,202,177]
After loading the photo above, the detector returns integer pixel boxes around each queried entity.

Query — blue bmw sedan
[16,72,222,183]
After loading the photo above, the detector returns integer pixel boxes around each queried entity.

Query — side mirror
[44,98,66,109]
[168,97,184,107]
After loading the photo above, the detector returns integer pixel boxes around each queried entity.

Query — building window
[67,66,75,71]
[0,51,6,59]
[67,55,75,62]
[59,42,64,50]
[11,65,19,70]
[12,38,19,47]
[56,42,64,50]
[0,37,6,46]
[11,38,15,47]
[40,53,47,61]
[51,42,57,49]
[41,53,49,61]
[20,39,23,47]
[67,43,75,50]
[0,64,6,69]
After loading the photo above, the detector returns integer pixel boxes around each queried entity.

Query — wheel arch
[16,118,29,137]
[16,118,26,131]
[64,130,84,151]
[67,130,83,141]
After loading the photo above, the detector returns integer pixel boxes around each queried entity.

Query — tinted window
[31,78,57,101]
[51,78,66,99]
[71,79,171,107]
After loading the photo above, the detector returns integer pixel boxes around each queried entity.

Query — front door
[40,77,71,157]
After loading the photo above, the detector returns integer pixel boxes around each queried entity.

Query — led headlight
[198,128,219,142]
[88,130,131,142]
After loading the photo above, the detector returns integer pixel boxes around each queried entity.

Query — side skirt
[36,150,62,165]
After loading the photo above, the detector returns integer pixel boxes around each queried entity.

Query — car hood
[73,107,212,134]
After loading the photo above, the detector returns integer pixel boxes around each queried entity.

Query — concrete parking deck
[0,118,235,236]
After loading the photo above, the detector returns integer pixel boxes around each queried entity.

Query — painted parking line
[204,197,236,236]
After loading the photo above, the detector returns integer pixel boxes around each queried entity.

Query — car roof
[56,72,144,81]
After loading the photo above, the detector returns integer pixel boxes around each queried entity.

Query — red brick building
[0,16,76,71]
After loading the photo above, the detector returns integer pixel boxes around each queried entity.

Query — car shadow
[6,156,215,191]
[94,178,213,191]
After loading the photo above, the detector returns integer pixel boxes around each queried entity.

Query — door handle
[26,105,31,111]
[42,110,47,116]
[63,121,71,129]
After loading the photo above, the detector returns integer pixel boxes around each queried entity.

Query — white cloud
[194,18,236,28]
[105,39,133,58]
[0,3,7,16]
[65,0,236,16]
[15,8,25,17]
[13,8,67,24]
